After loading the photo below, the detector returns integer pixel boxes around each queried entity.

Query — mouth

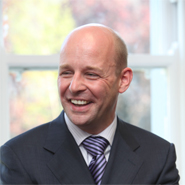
[70,99,91,106]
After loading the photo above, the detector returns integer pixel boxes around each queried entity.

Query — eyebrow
[85,66,103,73]
[59,64,103,73]
[58,64,72,71]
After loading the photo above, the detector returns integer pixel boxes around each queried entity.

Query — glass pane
[9,70,62,138]
[116,69,151,131]
[3,0,150,55]
[9,68,160,138]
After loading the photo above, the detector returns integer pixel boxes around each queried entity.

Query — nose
[69,73,86,94]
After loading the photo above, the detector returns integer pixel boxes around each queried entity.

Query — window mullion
[6,54,176,68]
[0,0,10,145]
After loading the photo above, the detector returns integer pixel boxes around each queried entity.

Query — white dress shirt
[64,113,117,165]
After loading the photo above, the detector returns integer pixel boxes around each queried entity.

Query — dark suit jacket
[0,111,180,184]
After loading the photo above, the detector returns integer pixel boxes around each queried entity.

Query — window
[9,68,162,138]
[9,69,61,137]
[4,0,153,138]
[3,0,150,55]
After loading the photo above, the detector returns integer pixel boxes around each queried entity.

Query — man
[0,24,180,184]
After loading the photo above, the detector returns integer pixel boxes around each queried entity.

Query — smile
[71,99,90,105]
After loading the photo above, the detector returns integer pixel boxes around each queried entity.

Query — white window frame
[0,0,184,183]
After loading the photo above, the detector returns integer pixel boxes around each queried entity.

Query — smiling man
[0,24,180,184]
[58,25,132,135]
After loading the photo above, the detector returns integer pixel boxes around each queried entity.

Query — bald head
[58,24,133,133]
[60,24,128,75]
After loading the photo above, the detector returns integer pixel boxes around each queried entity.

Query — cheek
[57,78,69,97]
[88,82,110,100]
[95,80,119,102]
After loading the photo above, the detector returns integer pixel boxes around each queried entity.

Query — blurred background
[4,0,151,136]
[0,0,184,183]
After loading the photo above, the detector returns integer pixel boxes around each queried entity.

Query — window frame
[0,0,184,183]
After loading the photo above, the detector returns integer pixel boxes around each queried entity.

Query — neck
[77,115,116,135]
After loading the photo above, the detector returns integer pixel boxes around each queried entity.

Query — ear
[118,67,133,93]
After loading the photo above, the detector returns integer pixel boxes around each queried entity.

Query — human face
[58,29,121,134]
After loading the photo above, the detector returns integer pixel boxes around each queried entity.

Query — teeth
[71,100,89,105]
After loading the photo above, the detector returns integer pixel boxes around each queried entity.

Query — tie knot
[82,136,109,157]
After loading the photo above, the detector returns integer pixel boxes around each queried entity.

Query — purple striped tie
[82,136,109,185]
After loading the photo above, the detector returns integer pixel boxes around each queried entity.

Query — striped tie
[82,136,109,185]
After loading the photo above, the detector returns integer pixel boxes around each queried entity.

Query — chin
[73,118,90,127]
[67,113,90,126]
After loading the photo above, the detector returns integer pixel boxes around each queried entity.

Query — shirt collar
[64,113,117,146]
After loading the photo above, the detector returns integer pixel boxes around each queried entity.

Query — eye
[85,72,99,79]
[87,73,97,76]
[59,71,73,77]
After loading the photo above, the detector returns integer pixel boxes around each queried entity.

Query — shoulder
[117,117,172,155]
[118,117,170,144]
[2,112,64,150]
[117,118,180,184]
[3,122,50,150]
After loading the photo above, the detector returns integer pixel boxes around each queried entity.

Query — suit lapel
[43,112,143,184]
[43,111,94,184]
[101,118,143,184]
